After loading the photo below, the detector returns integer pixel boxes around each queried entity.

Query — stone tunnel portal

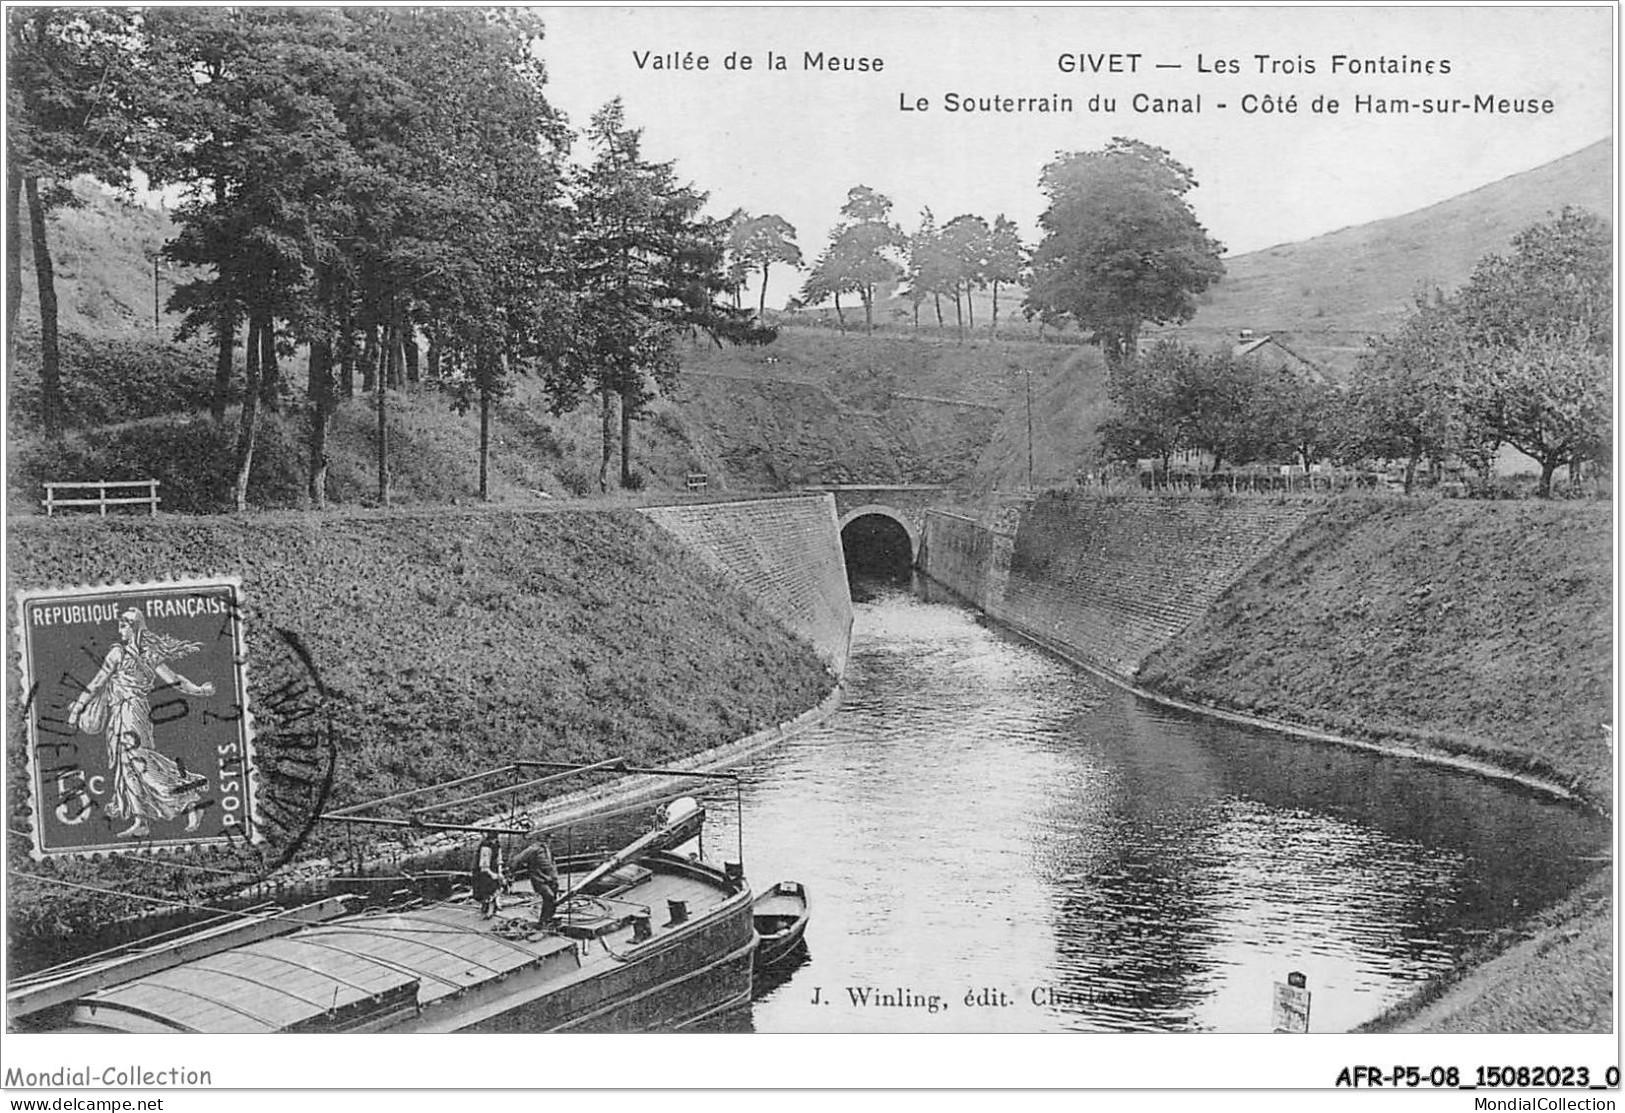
[839,508,915,585]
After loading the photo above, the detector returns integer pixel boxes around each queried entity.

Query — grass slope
[7,509,835,955]
[1154,139,1614,373]
[1359,871,1613,1033]
[10,325,1061,512]
[672,329,1041,487]
[9,383,741,515]
[971,346,1112,491]
[13,181,191,339]
[1138,497,1614,807]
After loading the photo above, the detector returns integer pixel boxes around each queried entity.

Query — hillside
[10,316,1115,512]
[827,139,1613,374]
[7,328,1053,513]
[1151,139,1614,374]
[12,181,191,339]
[671,328,1097,491]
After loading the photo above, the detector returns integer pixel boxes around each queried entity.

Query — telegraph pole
[1024,367,1035,491]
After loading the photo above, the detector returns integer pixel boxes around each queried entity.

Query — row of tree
[1347,207,1609,498]
[788,138,1227,352]
[9,8,769,507]
[16,11,1229,507]
[1099,341,1337,481]
[791,186,1028,338]
[1097,208,1611,498]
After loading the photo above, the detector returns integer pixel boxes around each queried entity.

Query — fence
[43,479,161,516]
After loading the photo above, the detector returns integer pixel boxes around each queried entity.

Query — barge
[9,761,772,1033]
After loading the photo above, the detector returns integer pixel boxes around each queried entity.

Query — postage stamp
[15,578,255,858]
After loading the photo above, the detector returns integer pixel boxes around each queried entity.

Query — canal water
[700,574,1607,1033]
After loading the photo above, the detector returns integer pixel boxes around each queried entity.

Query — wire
[9,872,217,910]
[133,857,257,878]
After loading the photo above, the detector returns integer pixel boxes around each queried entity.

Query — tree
[1454,207,1610,354]
[1098,340,1190,477]
[797,245,853,331]
[1099,340,1280,479]
[1349,207,1613,498]
[902,208,948,330]
[804,185,904,334]
[146,8,361,510]
[721,208,750,308]
[939,214,989,338]
[1452,207,1611,495]
[1026,137,1225,371]
[984,214,1026,336]
[1262,369,1342,474]
[143,7,573,510]
[8,8,145,437]
[830,221,904,333]
[727,212,803,316]
[1344,302,1471,493]
[559,99,769,490]
[839,183,891,224]
[1178,350,1272,473]
[326,6,477,507]
[1475,325,1610,497]
[384,8,570,503]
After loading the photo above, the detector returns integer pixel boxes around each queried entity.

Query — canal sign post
[1273,971,1312,1033]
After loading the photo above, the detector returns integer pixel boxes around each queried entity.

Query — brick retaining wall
[921,493,1310,677]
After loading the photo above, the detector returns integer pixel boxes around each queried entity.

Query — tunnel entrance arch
[839,505,918,581]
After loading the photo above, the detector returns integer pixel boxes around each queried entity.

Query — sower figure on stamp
[506,828,561,924]
[472,829,504,918]
[67,609,214,838]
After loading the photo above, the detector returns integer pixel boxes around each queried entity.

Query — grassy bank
[1138,496,1613,809]
[1136,494,1613,1032]
[6,508,835,962]
[1356,870,1613,1033]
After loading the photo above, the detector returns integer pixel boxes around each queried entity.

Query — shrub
[555,463,595,497]
[651,409,686,439]
[10,334,220,428]
[495,400,565,459]
[13,410,308,514]
[1467,475,1532,500]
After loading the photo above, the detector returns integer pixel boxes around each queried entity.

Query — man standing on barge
[473,829,503,918]
[508,831,561,923]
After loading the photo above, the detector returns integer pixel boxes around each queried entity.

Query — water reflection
[710,577,1604,1033]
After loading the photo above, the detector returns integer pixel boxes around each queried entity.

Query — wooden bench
[43,479,161,516]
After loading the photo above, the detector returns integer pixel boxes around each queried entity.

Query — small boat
[9,760,765,1034]
[752,881,809,969]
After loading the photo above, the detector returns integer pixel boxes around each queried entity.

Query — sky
[535,4,1613,302]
